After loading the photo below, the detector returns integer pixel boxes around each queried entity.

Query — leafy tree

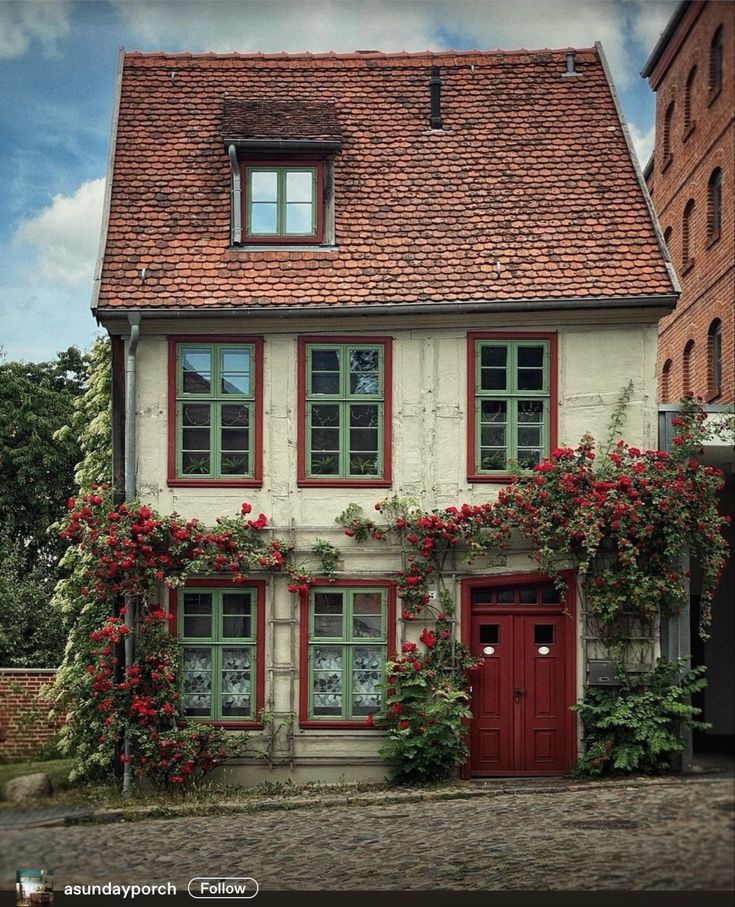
[0,347,86,563]
[0,344,101,668]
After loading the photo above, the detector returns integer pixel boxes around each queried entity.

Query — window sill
[683,122,696,142]
[681,259,695,275]
[707,87,721,108]
[179,720,264,730]
[298,478,392,488]
[661,155,673,173]
[228,244,338,253]
[706,233,721,250]
[299,720,381,730]
[168,478,263,488]
[707,390,722,404]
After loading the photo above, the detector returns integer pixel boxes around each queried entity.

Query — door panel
[470,604,571,775]
[469,615,513,774]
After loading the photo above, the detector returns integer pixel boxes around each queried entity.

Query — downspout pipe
[122,312,141,796]
[228,144,242,244]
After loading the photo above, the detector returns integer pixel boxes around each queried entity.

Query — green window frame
[179,588,257,720]
[176,343,255,478]
[306,343,384,479]
[307,587,387,720]
[475,339,550,472]
[245,166,317,238]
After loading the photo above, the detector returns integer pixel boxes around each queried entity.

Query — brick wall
[0,669,63,760]
[646,0,735,404]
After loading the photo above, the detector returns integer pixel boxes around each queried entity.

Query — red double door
[469,609,575,775]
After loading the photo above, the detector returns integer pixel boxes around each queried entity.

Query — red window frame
[467,331,558,484]
[240,159,325,245]
[297,335,393,488]
[167,335,264,488]
[299,578,397,729]
[168,579,266,730]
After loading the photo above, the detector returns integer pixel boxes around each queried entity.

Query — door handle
[513,688,525,703]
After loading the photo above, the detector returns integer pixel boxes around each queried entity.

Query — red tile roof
[96,47,676,312]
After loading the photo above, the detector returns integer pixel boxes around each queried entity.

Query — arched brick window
[708,168,722,243]
[710,25,723,95]
[684,66,697,134]
[661,358,673,403]
[682,199,695,269]
[663,101,675,164]
[708,320,722,398]
[682,340,695,395]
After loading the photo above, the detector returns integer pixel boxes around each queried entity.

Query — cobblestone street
[1,777,733,891]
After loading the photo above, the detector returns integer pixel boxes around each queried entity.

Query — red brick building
[643,0,734,404]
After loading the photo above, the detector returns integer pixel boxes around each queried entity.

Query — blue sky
[0,0,678,363]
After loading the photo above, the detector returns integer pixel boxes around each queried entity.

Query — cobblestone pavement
[1,778,733,891]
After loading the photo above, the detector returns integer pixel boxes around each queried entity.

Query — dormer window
[223,98,342,248]
[243,163,322,242]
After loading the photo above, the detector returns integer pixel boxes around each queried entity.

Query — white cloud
[628,0,680,56]
[112,0,641,81]
[0,0,72,59]
[628,120,656,168]
[14,177,105,288]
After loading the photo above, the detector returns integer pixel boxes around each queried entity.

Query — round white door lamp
[538,646,550,655]
[483,646,495,656]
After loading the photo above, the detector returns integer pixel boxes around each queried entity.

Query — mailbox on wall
[587,660,619,686]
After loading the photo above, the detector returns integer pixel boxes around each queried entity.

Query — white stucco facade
[126,307,662,782]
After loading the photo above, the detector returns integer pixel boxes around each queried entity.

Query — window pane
[481,400,508,422]
[182,427,210,451]
[311,404,339,427]
[496,589,515,604]
[350,404,379,427]
[312,645,343,716]
[285,202,313,234]
[222,593,252,638]
[518,426,541,447]
[286,170,313,202]
[250,170,277,201]
[481,426,506,447]
[350,349,379,371]
[220,454,248,475]
[183,647,212,716]
[353,615,382,638]
[517,448,541,468]
[221,647,251,716]
[534,625,554,644]
[221,404,249,428]
[481,346,507,368]
[349,350,379,395]
[541,583,559,604]
[352,647,384,716]
[312,349,340,371]
[222,374,249,395]
[349,454,378,475]
[182,452,210,475]
[250,202,278,234]
[480,451,506,471]
[183,404,210,427]
[221,428,249,451]
[350,428,378,453]
[312,373,340,394]
[182,348,211,393]
[314,592,344,637]
[183,594,212,636]
[481,368,506,391]
[353,592,382,615]
[480,625,499,644]
[517,347,544,368]
[519,586,538,604]
[311,427,340,451]
[518,400,544,422]
[518,369,543,391]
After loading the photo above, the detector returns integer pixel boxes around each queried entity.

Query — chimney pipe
[562,52,582,77]
[430,66,442,129]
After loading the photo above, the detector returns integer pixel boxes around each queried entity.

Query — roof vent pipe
[562,52,582,77]
[430,66,442,129]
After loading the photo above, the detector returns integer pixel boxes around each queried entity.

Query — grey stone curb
[81,772,731,826]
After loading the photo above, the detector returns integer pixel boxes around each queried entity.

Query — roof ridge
[123,45,596,62]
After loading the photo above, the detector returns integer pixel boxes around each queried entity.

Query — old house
[93,45,678,780]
